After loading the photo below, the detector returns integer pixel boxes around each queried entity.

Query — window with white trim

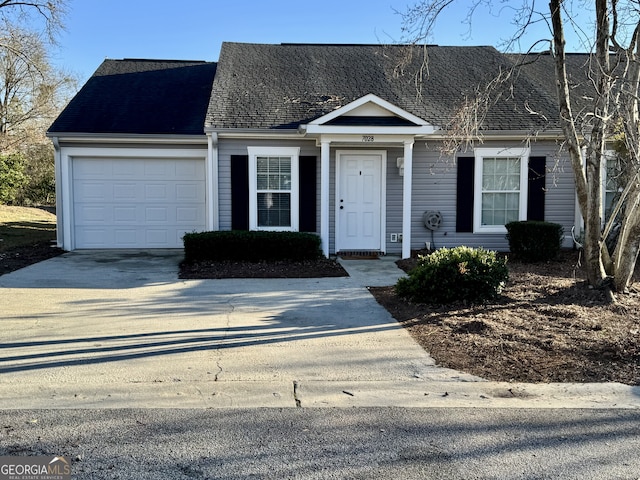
[248,147,299,231]
[603,151,621,222]
[474,147,530,233]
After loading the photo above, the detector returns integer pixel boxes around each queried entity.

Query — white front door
[337,151,385,251]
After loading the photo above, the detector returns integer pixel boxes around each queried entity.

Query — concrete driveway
[1,250,638,409]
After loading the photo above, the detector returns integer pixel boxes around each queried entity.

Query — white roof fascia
[209,128,308,140]
[46,132,208,145]
[305,125,437,135]
[309,93,431,127]
[424,129,566,141]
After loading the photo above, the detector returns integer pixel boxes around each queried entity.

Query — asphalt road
[1,408,639,479]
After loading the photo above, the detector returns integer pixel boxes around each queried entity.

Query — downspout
[51,136,64,249]
[206,132,219,231]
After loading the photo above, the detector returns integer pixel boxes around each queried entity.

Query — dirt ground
[179,257,348,278]
[372,250,640,386]
[4,237,638,386]
[0,241,63,276]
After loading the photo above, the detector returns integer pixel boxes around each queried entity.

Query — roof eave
[204,127,307,140]
[422,129,566,141]
[46,132,208,144]
[304,125,438,135]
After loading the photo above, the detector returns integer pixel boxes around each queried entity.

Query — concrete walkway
[0,250,638,409]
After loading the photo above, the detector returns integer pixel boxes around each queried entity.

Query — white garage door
[73,157,206,248]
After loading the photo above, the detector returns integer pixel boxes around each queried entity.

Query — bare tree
[0,0,66,42]
[401,0,640,297]
[0,22,74,151]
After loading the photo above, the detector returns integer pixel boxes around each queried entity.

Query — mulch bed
[179,257,348,279]
[370,250,640,386]
[0,241,64,276]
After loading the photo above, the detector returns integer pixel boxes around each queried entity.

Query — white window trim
[473,147,530,234]
[247,146,300,231]
[602,149,619,223]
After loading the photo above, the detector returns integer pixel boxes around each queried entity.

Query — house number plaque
[362,135,374,142]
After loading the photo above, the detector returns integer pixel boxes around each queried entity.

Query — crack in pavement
[212,299,235,382]
[293,380,301,407]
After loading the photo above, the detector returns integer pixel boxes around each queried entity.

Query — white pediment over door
[305,94,437,134]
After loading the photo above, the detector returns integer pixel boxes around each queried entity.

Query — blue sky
[53,1,590,82]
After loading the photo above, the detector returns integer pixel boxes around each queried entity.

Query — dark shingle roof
[50,45,594,136]
[205,42,564,131]
[49,59,217,135]
[506,52,596,120]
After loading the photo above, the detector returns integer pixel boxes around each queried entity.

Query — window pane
[483,158,495,189]
[494,210,506,226]
[505,209,519,224]
[505,174,519,190]
[482,194,493,210]
[481,157,521,227]
[257,192,291,227]
[494,158,508,175]
[278,157,291,173]
[506,193,519,209]
[268,174,280,189]
[605,191,615,220]
[257,157,269,173]
[481,209,494,226]
[257,156,291,192]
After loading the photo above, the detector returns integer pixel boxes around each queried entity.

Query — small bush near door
[183,231,322,263]
[395,246,508,304]
[506,220,563,262]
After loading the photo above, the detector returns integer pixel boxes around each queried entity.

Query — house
[48,42,586,257]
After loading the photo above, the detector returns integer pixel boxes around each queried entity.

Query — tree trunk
[550,0,608,289]
[614,228,640,292]
[584,150,608,286]
[612,183,640,291]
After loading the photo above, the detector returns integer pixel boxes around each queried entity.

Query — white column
[51,137,64,249]
[206,132,219,231]
[320,140,331,257]
[60,151,73,251]
[402,140,414,259]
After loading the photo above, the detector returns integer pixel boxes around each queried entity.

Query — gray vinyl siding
[536,145,577,248]
[217,137,323,236]
[216,138,577,255]
[408,140,577,252]
[384,148,404,255]
[410,143,461,251]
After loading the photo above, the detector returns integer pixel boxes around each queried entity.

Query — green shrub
[183,230,322,263]
[0,153,28,204]
[17,144,56,206]
[505,221,563,262]
[395,246,508,304]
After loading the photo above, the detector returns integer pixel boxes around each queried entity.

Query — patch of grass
[0,206,57,252]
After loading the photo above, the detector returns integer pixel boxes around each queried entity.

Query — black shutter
[527,156,546,221]
[299,156,317,232]
[231,155,249,230]
[456,157,475,232]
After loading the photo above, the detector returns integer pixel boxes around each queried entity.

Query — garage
[72,157,206,249]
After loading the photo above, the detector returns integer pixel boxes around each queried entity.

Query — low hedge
[505,221,563,262]
[183,230,322,263]
[395,246,508,304]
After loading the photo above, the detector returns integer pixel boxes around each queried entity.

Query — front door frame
[335,149,387,253]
